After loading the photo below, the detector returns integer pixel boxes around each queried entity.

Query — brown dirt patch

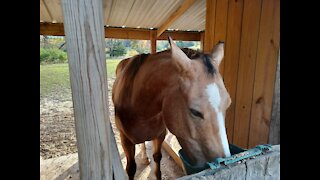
[40,79,185,179]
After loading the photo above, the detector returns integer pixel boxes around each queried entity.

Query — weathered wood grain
[203,0,217,53]
[248,0,280,148]
[268,50,280,145]
[177,145,280,180]
[157,0,196,37]
[61,0,126,179]
[233,0,263,148]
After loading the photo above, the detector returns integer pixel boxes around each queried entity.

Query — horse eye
[189,108,204,119]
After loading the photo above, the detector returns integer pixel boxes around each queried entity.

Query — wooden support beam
[213,0,229,77]
[60,0,127,179]
[105,27,150,40]
[268,49,280,145]
[248,0,280,148]
[150,30,157,54]
[233,0,263,148]
[200,31,205,51]
[40,22,65,36]
[204,0,217,53]
[223,0,245,144]
[40,0,53,22]
[157,0,196,37]
[162,132,185,173]
[158,30,200,41]
[40,22,201,41]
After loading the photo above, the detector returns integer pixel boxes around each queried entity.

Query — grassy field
[40,59,121,98]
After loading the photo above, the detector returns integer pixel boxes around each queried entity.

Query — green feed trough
[178,144,272,175]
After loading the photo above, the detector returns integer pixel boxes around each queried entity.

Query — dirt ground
[40,78,185,179]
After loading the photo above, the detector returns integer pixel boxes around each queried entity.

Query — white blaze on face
[205,83,231,157]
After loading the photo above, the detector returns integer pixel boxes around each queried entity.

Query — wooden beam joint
[40,23,201,41]
[157,0,196,37]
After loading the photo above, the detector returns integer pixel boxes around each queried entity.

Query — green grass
[40,59,122,98]
[106,59,121,77]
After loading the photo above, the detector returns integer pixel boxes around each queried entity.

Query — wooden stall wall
[204,0,280,148]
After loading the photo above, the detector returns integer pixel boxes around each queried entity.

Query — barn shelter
[40,0,280,179]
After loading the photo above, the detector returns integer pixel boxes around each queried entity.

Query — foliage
[127,49,139,57]
[40,36,201,64]
[106,39,127,57]
[176,41,195,48]
[156,40,199,52]
[157,41,170,52]
[40,48,68,64]
[131,40,150,54]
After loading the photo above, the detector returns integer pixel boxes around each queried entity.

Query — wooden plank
[157,0,196,37]
[223,0,244,143]
[233,0,263,148]
[40,154,78,180]
[44,0,63,22]
[40,0,52,22]
[159,31,200,41]
[177,145,280,180]
[40,23,201,41]
[60,0,126,179]
[110,124,128,180]
[105,27,150,40]
[106,28,201,41]
[213,0,229,77]
[204,0,217,53]
[248,0,280,148]
[268,50,280,145]
[150,30,157,54]
[162,132,185,172]
[200,31,205,51]
[40,23,65,36]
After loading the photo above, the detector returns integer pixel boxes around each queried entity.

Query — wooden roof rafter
[157,0,196,37]
[40,22,202,41]
[40,0,53,22]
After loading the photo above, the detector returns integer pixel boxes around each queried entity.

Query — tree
[122,40,131,47]
[157,41,169,51]
[131,40,150,54]
[106,39,126,57]
[42,35,49,48]
[175,41,194,48]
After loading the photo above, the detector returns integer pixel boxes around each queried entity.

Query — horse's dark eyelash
[189,108,204,119]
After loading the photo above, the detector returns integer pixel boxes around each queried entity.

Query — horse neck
[131,55,180,116]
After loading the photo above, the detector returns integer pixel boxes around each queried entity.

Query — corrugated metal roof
[40,0,206,31]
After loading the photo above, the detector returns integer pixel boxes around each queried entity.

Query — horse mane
[114,53,149,109]
[180,48,216,76]
[124,53,149,83]
[120,48,216,80]
[115,48,215,100]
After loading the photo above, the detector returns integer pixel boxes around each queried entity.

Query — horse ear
[211,41,225,66]
[168,36,191,72]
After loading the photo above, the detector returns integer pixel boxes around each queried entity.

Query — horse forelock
[181,48,216,76]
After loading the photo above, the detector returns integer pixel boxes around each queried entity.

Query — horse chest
[115,111,165,144]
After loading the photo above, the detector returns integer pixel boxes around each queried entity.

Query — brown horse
[112,37,231,180]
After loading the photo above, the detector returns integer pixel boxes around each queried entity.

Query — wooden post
[61,0,127,179]
[268,49,280,145]
[150,30,157,54]
[204,0,217,53]
[177,145,280,180]
[248,0,280,148]
[200,31,205,51]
